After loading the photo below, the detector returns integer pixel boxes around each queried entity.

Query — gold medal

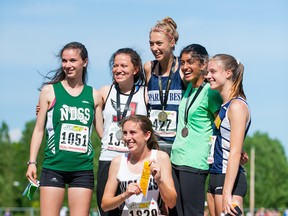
[181,127,188,138]
[158,111,168,122]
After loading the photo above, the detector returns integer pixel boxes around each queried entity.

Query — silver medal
[115,129,123,141]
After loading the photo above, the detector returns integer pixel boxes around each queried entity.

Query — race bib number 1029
[129,209,158,216]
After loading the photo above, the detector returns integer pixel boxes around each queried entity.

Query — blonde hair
[212,54,246,100]
[150,17,179,45]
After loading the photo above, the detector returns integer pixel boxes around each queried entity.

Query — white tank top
[117,150,164,216]
[99,84,147,161]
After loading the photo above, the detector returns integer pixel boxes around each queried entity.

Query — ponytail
[230,62,246,99]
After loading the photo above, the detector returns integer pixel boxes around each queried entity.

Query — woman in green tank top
[25,42,103,216]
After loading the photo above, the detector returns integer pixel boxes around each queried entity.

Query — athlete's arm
[144,86,149,105]
[150,151,177,208]
[93,89,103,139]
[214,111,248,165]
[101,156,141,211]
[26,84,54,184]
[222,100,249,215]
[144,61,152,84]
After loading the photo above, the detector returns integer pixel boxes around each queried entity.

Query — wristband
[27,161,37,165]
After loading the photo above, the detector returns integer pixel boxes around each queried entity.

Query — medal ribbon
[158,57,176,110]
[116,84,135,124]
[184,80,207,125]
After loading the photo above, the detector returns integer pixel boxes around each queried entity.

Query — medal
[181,127,188,137]
[116,84,135,127]
[158,111,168,122]
[158,57,176,123]
[115,129,123,141]
[182,80,207,138]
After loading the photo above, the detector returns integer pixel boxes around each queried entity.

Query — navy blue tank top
[147,58,185,142]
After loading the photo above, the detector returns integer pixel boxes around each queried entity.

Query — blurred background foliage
[0,120,287,210]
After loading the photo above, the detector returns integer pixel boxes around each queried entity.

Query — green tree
[0,122,10,143]
[91,127,101,209]
[0,122,14,206]
[14,119,102,208]
[10,120,41,207]
[244,131,288,209]
[7,122,288,210]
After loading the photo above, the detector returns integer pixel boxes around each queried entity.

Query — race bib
[127,201,160,216]
[107,122,128,152]
[59,123,89,153]
[207,135,216,164]
[149,110,177,138]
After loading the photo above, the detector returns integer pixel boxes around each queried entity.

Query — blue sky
[0,0,287,156]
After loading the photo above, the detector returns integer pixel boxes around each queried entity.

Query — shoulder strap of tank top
[150,149,157,161]
[103,84,114,110]
[151,60,158,73]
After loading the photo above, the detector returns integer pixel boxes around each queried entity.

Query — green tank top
[43,82,95,171]
[171,83,222,170]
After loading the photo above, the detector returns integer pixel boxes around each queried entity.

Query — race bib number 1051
[59,123,89,153]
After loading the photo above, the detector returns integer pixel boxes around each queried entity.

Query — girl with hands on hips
[101,115,177,216]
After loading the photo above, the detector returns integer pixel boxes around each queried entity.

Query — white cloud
[9,128,22,142]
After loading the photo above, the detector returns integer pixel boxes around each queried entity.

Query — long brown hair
[212,54,246,100]
[121,115,159,150]
[40,42,88,90]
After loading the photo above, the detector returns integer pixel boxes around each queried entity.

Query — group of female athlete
[26,17,250,216]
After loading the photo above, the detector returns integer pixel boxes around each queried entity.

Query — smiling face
[149,31,174,61]
[180,52,205,84]
[206,59,228,91]
[112,53,138,85]
[122,120,151,153]
[61,48,87,80]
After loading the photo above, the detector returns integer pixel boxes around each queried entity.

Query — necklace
[181,80,207,137]
[157,57,176,122]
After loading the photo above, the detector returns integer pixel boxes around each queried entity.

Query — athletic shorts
[40,168,94,189]
[208,172,247,197]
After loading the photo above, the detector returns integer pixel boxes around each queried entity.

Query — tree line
[0,120,287,209]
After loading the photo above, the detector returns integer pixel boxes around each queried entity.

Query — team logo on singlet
[60,104,91,124]
[110,99,137,122]
[119,178,158,193]
[148,89,183,105]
